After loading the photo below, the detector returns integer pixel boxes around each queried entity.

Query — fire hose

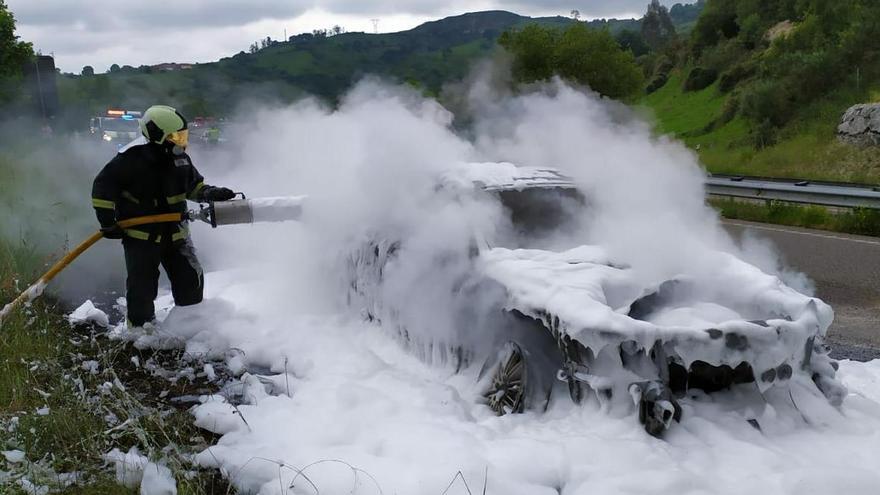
[0,195,304,326]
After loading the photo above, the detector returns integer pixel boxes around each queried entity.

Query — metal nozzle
[187,194,305,228]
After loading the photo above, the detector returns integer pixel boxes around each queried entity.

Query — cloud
[8,0,312,29]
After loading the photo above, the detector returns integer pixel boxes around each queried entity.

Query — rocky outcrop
[838,104,880,147]
[766,20,795,41]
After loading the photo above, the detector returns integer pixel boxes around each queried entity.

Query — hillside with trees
[638,0,880,181]
[52,8,699,128]
[494,0,880,181]
[17,0,880,181]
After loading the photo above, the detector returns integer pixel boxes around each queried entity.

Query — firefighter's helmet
[140,105,189,149]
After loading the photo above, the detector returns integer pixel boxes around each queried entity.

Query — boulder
[837,104,880,147]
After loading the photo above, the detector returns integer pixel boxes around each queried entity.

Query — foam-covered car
[345,162,845,436]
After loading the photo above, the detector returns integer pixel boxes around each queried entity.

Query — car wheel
[483,342,527,415]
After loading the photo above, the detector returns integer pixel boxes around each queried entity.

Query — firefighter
[206,125,221,145]
[91,105,237,328]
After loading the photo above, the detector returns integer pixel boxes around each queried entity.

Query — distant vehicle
[344,162,846,437]
[190,117,227,146]
[90,109,142,146]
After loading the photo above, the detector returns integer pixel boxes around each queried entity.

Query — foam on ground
[112,271,880,495]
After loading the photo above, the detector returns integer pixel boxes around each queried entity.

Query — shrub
[719,95,740,123]
[654,56,674,77]
[699,38,748,72]
[683,66,718,91]
[646,73,669,94]
[739,79,794,127]
[691,0,739,54]
[838,208,880,236]
[718,62,755,92]
[751,118,777,149]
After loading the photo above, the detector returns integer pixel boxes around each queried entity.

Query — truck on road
[90,109,142,147]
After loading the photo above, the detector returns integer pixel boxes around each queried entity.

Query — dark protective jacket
[91,137,214,243]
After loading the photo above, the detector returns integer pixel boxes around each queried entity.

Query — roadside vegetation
[0,212,231,493]
[642,70,880,183]
[638,0,880,182]
[495,1,880,183]
[1,145,226,492]
[0,240,122,493]
[710,198,880,237]
[0,238,229,493]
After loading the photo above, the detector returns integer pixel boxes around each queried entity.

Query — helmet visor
[166,129,189,148]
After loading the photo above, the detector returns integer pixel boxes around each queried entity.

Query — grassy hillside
[641,69,880,183]
[640,0,880,182]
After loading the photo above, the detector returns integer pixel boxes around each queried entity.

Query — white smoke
[180,73,806,358]
[0,127,126,303]
[1,71,810,344]
[190,80,504,340]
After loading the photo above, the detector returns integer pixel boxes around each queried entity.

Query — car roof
[441,162,578,192]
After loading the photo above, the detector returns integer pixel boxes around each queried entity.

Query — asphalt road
[723,220,880,361]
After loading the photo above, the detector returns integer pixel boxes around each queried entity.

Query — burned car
[345,162,845,436]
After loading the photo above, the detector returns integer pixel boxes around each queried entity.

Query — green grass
[0,238,230,493]
[0,240,127,491]
[711,198,880,236]
[641,70,729,137]
[640,76,880,234]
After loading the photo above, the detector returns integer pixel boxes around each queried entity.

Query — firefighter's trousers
[123,237,204,327]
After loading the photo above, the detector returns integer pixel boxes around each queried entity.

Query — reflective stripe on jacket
[91,138,210,242]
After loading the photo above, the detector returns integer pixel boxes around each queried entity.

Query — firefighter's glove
[100,225,125,240]
[204,187,236,202]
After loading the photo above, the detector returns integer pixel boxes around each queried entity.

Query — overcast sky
[9,0,672,73]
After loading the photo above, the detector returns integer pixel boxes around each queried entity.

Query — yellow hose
[0,213,184,326]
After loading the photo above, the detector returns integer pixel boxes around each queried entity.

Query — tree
[500,23,645,99]
[616,29,649,57]
[81,65,94,76]
[109,63,120,73]
[554,24,645,98]
[669,0,706,25]
[499,24,558,83]
[0,0,34,104]
[691,0,738,53]
[641,0,677,50]
[570,10,581,21]
[249,42,259,53]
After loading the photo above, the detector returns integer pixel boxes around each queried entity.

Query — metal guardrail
[705,175,880,210]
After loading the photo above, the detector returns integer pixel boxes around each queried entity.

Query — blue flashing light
[121,114,135,120]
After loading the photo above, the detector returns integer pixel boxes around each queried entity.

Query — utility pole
[284,28,287,41]
[33,59,47,119]
[371,19,380,34]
